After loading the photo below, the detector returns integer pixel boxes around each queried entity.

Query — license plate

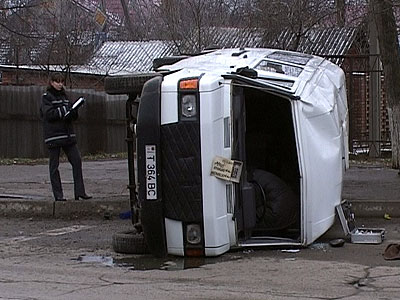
[145,145,157,200]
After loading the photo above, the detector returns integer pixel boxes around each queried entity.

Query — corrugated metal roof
[210,27,265,48]
[198,27,359,65]
[265,27,359,65]
[0,27,360,74]
[176,27,265,53]
[85,27,358,75]
[87,40,178,75]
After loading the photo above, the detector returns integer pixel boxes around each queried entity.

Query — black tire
[104,73,160,95]
[112,230,148,254]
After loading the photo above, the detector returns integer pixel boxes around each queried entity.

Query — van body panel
[132,48,348,256]
[294,64,348,244]
[198,81,231,250]
[205,243,231,257]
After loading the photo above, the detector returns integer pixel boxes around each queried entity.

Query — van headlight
[186,224,202,245]
[181,94,197,119]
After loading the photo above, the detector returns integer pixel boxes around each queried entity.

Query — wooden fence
[0,85,128,158]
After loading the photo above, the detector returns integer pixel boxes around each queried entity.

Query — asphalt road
[1,158,400,298]
[1,158,400,218]
[0,216,399,299]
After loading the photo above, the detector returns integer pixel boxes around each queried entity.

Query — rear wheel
[104,73,160,95]
[112,229,148,254]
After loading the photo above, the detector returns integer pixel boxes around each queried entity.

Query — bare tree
[155,0,242,53]
[336,0,346,26]
[0,0,102,85]
[117,0,161,40]
[236,0,339,50]
[120,0,136,39]
[369,0,400,168]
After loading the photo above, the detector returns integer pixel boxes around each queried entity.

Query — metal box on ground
[336,200,385,244]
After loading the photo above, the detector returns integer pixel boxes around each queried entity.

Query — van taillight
[179,78,198,90]
[185,248,204,257]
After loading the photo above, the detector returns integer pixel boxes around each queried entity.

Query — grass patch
[82,152,127,161]
[0,157,48,165]
[0,152,128,165]
[349,153,392,167]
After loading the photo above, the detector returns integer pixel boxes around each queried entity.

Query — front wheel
[104,73,160,95]
[112,229,148,254]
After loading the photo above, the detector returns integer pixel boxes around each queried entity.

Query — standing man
[40,72,91,201]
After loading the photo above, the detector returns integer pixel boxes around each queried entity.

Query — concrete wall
[0,85,128,158]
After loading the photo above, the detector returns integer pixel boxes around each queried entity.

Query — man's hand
[63,108,78,122]
[63,109,74,121]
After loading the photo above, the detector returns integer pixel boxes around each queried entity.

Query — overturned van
[105,48,349,257]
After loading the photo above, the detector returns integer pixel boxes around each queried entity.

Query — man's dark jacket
[40,87,78,148]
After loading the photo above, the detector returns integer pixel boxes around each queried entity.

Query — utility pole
[368,16,381,158]
[335,0,345,26]
[120,0,135,39]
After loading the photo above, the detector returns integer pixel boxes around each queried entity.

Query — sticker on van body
[211,156,243,183]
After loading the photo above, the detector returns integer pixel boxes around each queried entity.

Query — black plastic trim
[136,76,167,257]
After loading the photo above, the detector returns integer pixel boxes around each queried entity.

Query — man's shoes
[75,194,92,200]
[55,198,66,201]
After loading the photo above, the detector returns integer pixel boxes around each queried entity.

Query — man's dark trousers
[48,144,85,200]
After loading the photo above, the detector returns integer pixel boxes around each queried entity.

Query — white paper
[210,156,243,183]
[72,97,85,110]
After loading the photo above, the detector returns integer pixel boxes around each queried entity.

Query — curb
[350,199,400,218]
[0,196,131,219]
[1,198,399,219]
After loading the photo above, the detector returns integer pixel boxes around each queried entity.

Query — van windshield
[255,60,303,77]
[257,78,294,89]
[267,51,312,65]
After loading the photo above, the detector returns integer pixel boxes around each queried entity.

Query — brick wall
[348,73,368,142]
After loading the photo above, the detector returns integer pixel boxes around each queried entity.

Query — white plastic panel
[199,78,232,253]
[160,78,178,125]
[160,91,178,125]
[165,218,184,256]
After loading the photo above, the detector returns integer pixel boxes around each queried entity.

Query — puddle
[115,256,209,270]
[75,255,114,267]
[75,254,242,271]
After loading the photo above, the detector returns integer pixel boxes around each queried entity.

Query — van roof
[159,48,332,94]
[160,48,324,74]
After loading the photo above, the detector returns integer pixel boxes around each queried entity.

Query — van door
[228,76,303,247]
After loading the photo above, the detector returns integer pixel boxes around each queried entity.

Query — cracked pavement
[1,159,400,298]
[1,217,400,299]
